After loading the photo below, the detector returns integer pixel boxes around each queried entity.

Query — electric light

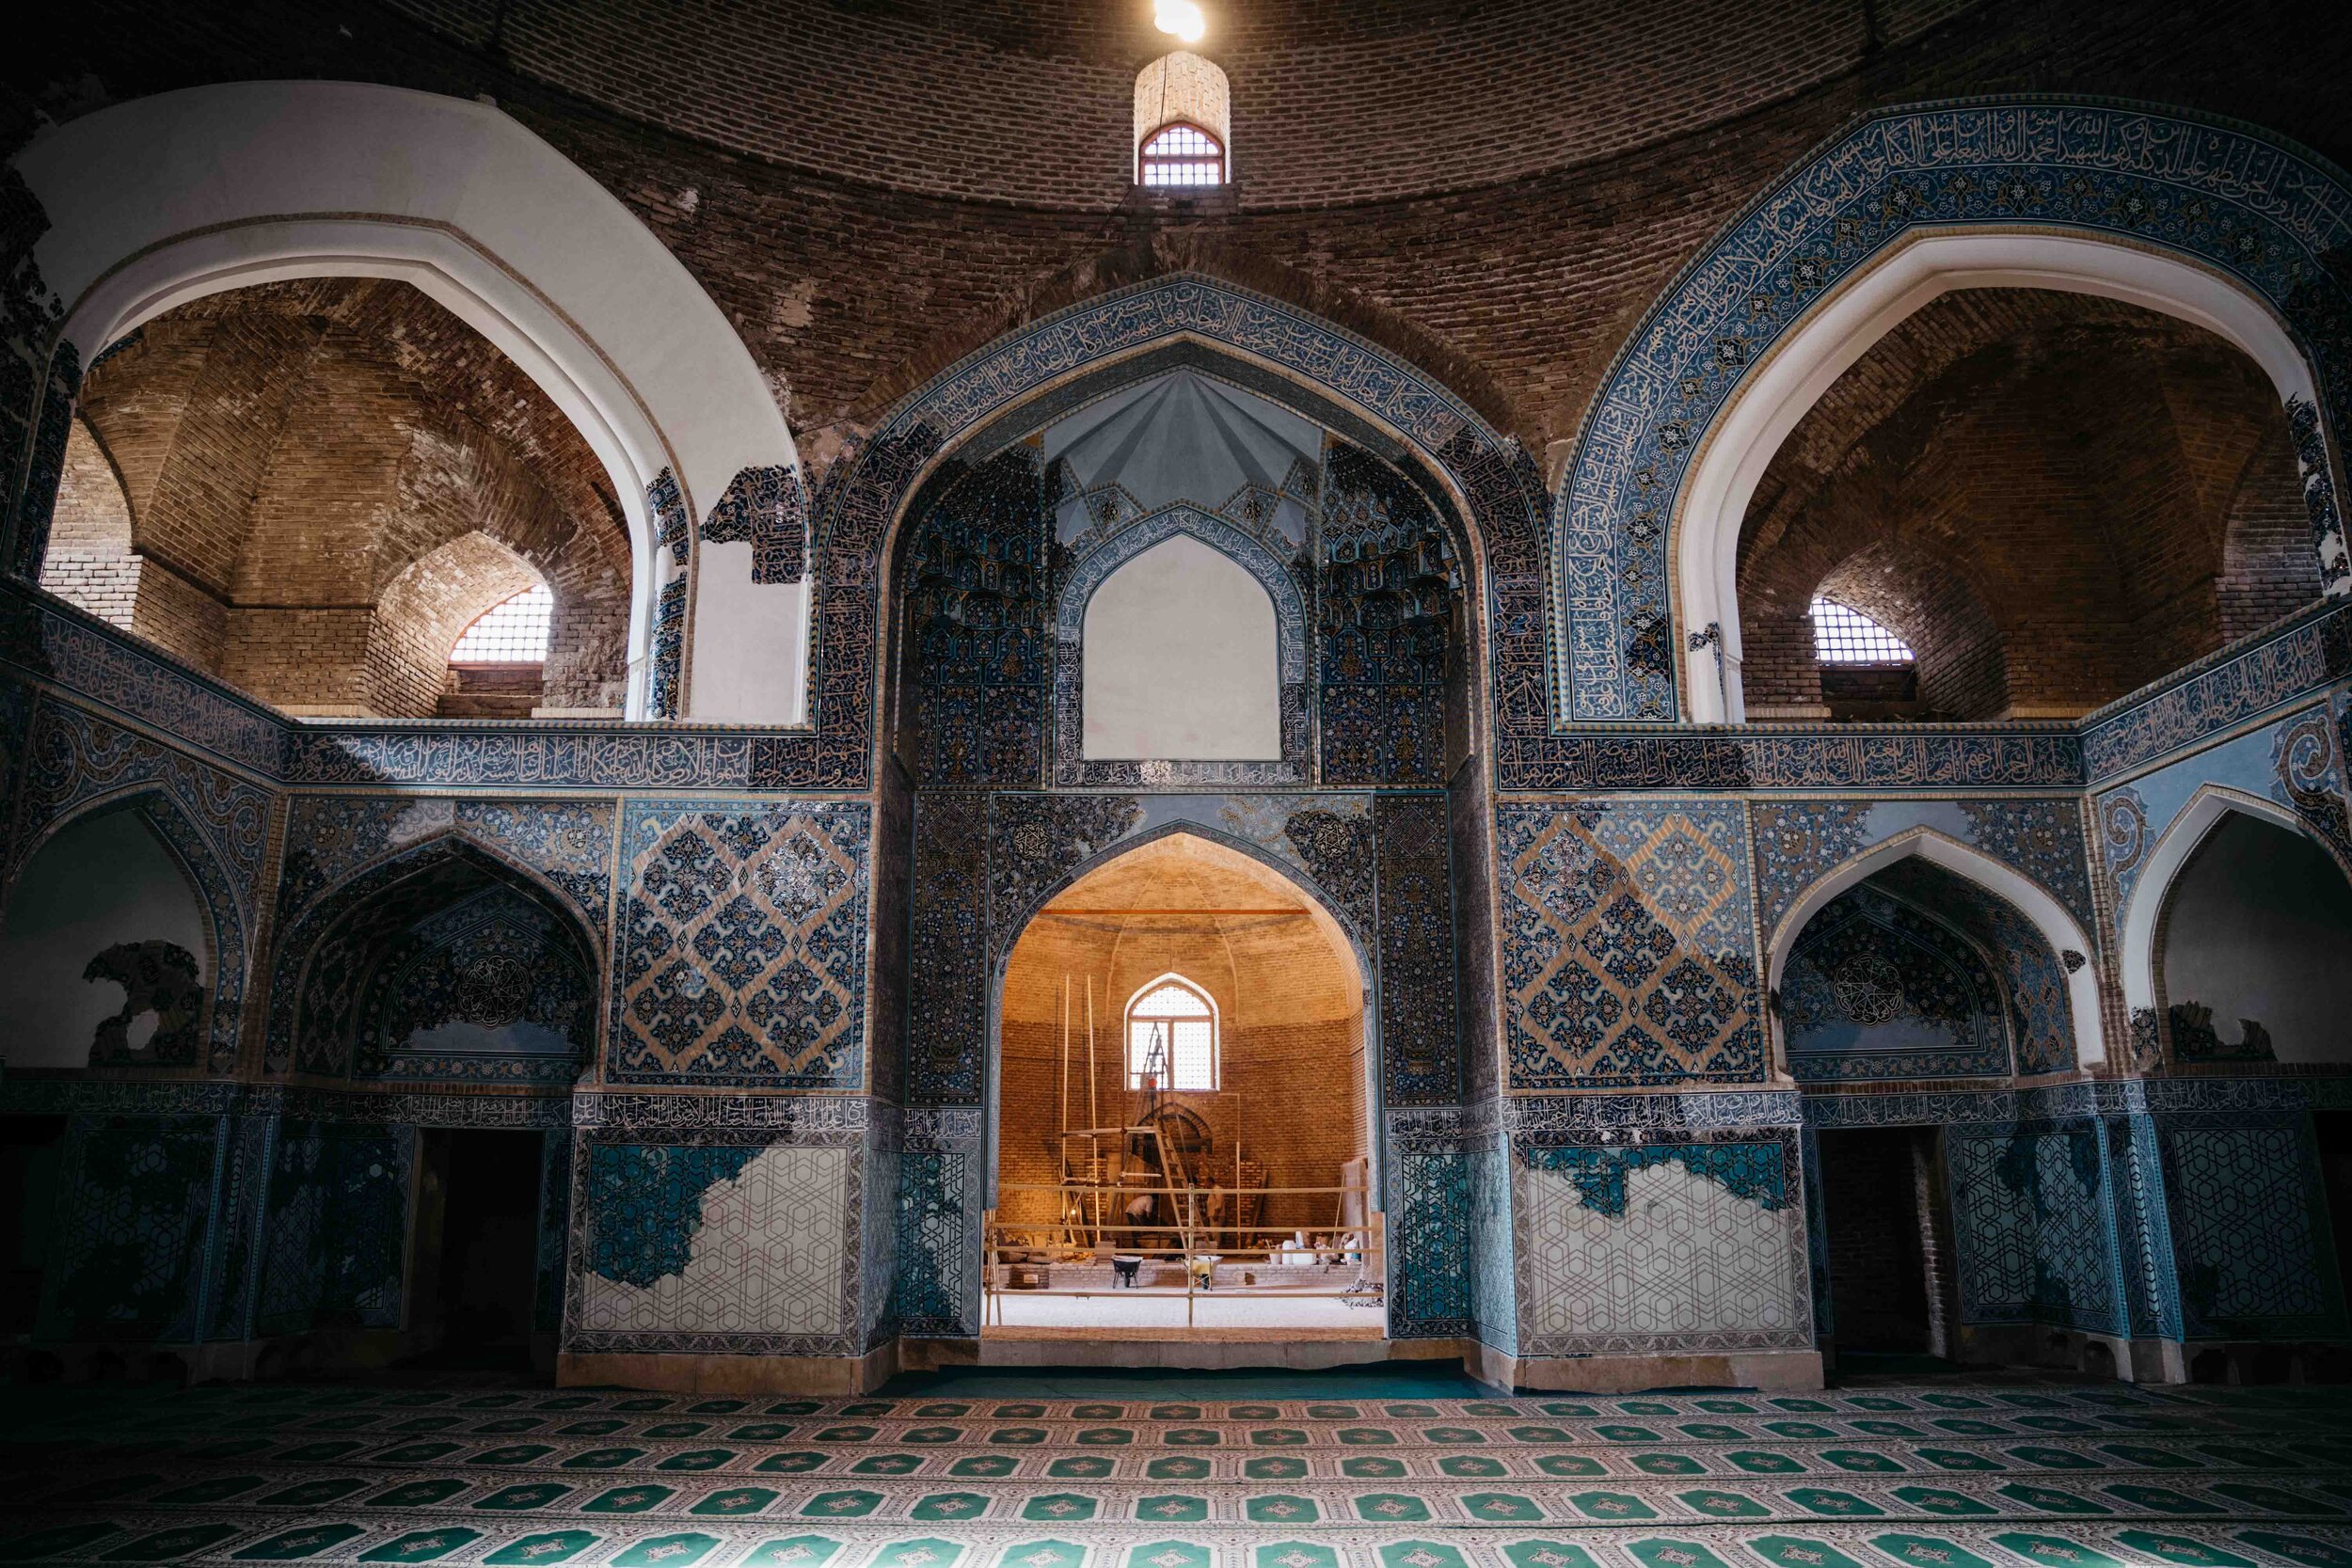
[1153,0,1206,44]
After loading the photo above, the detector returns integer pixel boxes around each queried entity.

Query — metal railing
[983,1180,1382,1329]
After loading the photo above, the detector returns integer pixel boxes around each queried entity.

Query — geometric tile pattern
[34,1379,2348,1567]
[253,1120,412,1338]
[2157,1115,2346,1339]
[1514,1137,1810,1356]
[1555,102,2352,723]
[1944,1121,2118,1337]
[571,1143,854,1356]
[611,800,869,1087]
[37,1113,219,1343]
[1497,800,1763,1086]
[892,1149,974,1338]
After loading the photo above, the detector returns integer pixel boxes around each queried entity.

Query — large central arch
[984,825,1382,1340]
[799,272,1548,791]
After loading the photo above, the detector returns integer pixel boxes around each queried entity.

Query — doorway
[988,832,1382,1342]
[411,1129,548,1371]
[1816,1126,1953,1368]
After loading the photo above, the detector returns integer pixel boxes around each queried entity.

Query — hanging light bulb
[1153,0,1206,44]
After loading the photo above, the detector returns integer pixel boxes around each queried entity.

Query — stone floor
[4,1371,2350,1567]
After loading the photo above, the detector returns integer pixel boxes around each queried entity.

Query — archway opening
[0,802,211,1071]
[49,278,631,719]
[990,832,1380,1339]
[2157,812,2352,1065]
[1738,289,2315,721]
[1784,854,2088,1374]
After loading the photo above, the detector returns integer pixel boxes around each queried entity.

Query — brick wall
[37,419,140,629]
[65,279,629,717]
[18,0,2344,476]
[1739,292,2320,720]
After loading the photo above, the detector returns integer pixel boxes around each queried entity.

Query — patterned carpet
[5,1377,2351,1568]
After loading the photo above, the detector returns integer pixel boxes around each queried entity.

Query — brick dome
[380,0,1987,210]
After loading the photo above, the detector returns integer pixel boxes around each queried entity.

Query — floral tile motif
[1498,800,1761,1087]
[611,800,869,1087]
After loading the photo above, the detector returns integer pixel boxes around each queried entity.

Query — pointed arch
[1057,503,1305,782]
[0,784,248,1071]
[1768,828,2102,1071]
[1122,972,1221,1090]
[11,80,800,713]
[1551,99,2352,730]
[807,271,1540,790]
[2117,784,2327,1017]
[262,830,603,1081]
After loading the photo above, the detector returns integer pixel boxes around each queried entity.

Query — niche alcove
[990,832,1380,1339]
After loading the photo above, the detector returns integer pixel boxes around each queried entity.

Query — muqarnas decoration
[900,447,1049,788]
[1320,440,1458,787]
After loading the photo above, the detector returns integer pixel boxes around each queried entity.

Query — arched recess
[9,80,802,718]
[1552,100,2352,729]
[2116,785,2341,1023]
[804,272,1543,792]
[1061,504,1306,773]
[262,832,602,1084]
[988,822,1374,1288]
[988,824,1375,1180]
[1767,829,2102,1072]
[0,786,248,1072]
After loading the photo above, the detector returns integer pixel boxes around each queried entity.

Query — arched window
[452,583,553,664]
[1810,595,1915,664]
[1135,53,1230,189]
[1139,123,1225,187]
[1126,975,1218,1090]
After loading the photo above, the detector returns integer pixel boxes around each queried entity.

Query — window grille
[1127,978,1217,1090]
[1139,122,1225,187]
[451,583,553,663]
[1810,596,1915,664]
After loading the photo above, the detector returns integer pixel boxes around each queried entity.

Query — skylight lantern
[1153,0,1206,44]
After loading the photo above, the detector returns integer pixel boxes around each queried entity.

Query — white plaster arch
[1767,827,2104,1071]
[2117,785,2317,1017]
[13,80,800,719]
[1675,229,2325,722]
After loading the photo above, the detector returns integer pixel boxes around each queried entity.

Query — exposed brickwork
[67,279,628,717]
[997,840,1368,1243]
[11,0,2345,476]
[37,419,141,630]
[1739,292,2319,721]
[378,0,1979,214]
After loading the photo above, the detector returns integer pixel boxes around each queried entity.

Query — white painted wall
[0,811,208,1069]
[688,544,811,724]
[2161,814,2352,1063]
[1083,535,1280,760]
